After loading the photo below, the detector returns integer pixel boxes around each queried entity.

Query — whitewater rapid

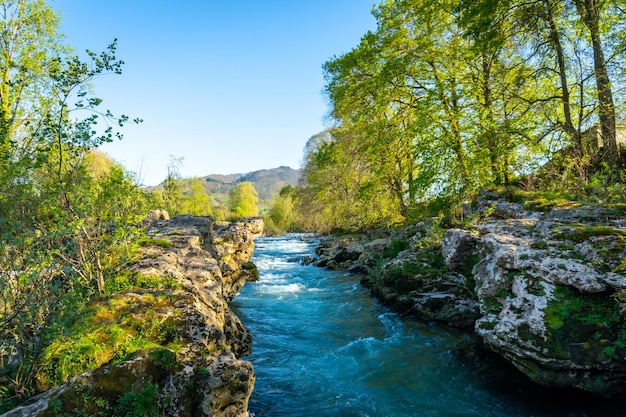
[231,235,621,417]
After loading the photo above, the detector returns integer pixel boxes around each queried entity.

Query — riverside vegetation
[0,1,265,415]
[1,0,626,414]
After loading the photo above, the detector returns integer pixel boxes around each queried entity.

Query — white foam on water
[257,282,307,294]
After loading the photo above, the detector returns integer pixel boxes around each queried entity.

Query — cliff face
[314,191,626,398]
[3,215,263,417]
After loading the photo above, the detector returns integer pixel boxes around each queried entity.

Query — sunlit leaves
[229,182,259,218]
[303,0,626,231]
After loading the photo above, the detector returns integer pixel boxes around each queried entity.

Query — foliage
[113,383,159,417]
[382,239,410,259]
[544,285,626,361]
[264,185,301,234]
[0,0,149,409]
[298,130,405,232]
[298,0,626,232]
[228,181,259,219]
[36,291,181,389]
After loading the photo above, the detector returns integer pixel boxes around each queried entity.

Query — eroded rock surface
[314,191,626,398]
[3,215,263,417]
[472,208,626,398]
[315,224,481,329]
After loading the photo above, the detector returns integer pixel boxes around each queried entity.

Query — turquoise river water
[230,235,624,417]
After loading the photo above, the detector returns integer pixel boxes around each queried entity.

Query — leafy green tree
[572,0,618,161]
[299,129,403,231]
[0,0,145,407]
[459,0,625,171]
[180,178,213,216]
[160,155,185,216]
[228,181,259,218]
[305,0,626,233]
[265,185,298,234]
[0,0,67,151]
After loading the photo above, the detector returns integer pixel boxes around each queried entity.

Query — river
[230,235,623,417]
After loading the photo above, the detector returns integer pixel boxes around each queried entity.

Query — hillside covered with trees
[148,165,300,220]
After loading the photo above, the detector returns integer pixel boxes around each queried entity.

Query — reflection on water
[231,235,623,417]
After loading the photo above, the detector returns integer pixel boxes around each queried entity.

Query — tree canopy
[229,181,260,218]
[299,0,626,231]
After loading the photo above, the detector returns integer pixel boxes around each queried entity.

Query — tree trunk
[575,0,616,161]
[544,0,580,145]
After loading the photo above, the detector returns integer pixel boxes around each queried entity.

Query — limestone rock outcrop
[314,190,626,398]
[3,215,263,417]
[470,206,626,398]
[314,225,481,328]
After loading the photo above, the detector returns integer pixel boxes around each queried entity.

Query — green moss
[105,272,181,293]
[482,296,503,314]
[39,377,161,417]
[36,290,183,389]
[530,240,548,250]
[477,320,497,330]
[506,271,518,280]
[525,278,546,296]
[543,285,626,362]
[555,224,626,243]
[525,197,580,212]
[137,236,173,248]
[383,239,410,258]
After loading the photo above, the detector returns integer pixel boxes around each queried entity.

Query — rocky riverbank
[313,189,626,399]
[3,215,263,417]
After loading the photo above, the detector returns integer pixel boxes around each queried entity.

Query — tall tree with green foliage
[0,0,145,407]
[304,0,626,232]
[0,0,66,151]
[228,181,259,218]
[265,185,298,234]
[181,178,213,216]
[572,0,618,161]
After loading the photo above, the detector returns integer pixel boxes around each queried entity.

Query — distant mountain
[204,174,242,183]
[148,166,301,210]
[202,166,301,208]
[237,166,301,202]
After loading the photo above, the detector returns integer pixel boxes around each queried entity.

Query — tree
[160,155,185,216]
[310,0,626,233]
[180,178,213,216]
[265,185,297,234]
[0,0,66,150]
[228,182,259,218]
[0,0,145,406]
[572,0,617,161]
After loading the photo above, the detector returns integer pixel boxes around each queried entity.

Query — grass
[553,224,626,243]
[137,236,174,248]
[35,290,182,389]
[105,272,182,293]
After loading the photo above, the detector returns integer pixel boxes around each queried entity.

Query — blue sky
[51,1,377,185]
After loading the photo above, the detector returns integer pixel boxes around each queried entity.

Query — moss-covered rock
[3,215,263,417]
[469,193,626,398]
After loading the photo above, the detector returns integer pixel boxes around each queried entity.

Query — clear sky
[51,1,377,186]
